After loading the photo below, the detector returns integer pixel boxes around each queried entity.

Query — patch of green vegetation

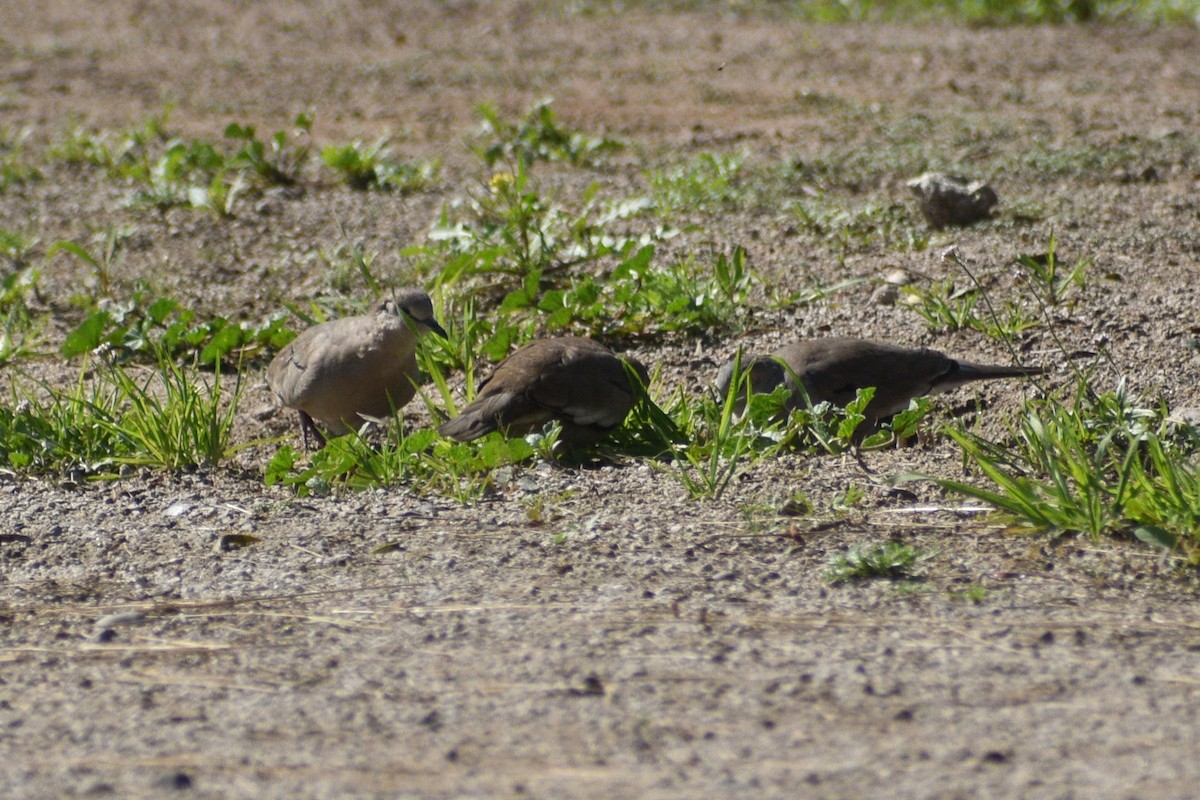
[123,137,237,212]
[412,159,758,341]
[224,114,313,186]
[264,428,537,502]
[903,239,1080,339]
[791,197,930,257]
[472,99,622,169]
[940,377,1200,564]
[901,279,988,334]
[0,127,43,189]
[647,377,791,501]
[1019,139,1145,179]
[321,138,440,191]
[47,232,292,366]
[45,121,118,168]
[0,266,43,367]
[47,227,132,302]
[647,151,745,215]
[824,541,927,584]
[949,584,989,603]
[0,348,243,476]
[61,294,292,367]
[45,109,312,215]
[790,131,943,194]
[1014,232,1090,308]
[0,228,39,269]
[535,244,757,338]
[622,361,916,501]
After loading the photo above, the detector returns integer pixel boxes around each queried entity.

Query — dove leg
[299,410,328,451]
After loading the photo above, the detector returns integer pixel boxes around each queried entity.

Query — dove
[267,289,446,448]
[715,337,1041,425]
[438,337,648,447]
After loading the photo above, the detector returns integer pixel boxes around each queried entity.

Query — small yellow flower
[488,171,515,193]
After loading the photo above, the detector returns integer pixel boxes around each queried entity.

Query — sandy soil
[2,2,1200,798]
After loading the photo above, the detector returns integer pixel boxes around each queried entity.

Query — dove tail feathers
[954,362,1043,381]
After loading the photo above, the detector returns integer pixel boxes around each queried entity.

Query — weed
[95,349,245,470]
[647,151,745,215]
[1,375,127,475]
[123,137,228,210]
[791,197,929,255]
[902,275,1040,339]
[546,244,758,338]
[1014,232,1090,307]
[824,541,926,584]
[473,99,622,169]
[778,0,1183,25]
[1,347,243,475]
[61,290,292,367]
[0,265,43,366]
[187,171,247,218]
[0,229,39,269]
[901,280,981,333]
[111,106,174,174]
[225,113,312,186]
[938,377,1200,563]
[265,425,537,502]
[653,358,794,500]
[48,227,131,301]
[322,138,439,192]
[318,240,386,296]
[0,127,42,189]
[415,162,750,338]
[833,484,867,510]
[45,123,115,169]
[424,177,755,338]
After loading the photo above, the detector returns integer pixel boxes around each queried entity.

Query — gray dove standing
[715,337,1041,426]
[438,337,648,447]
[268,289,446,449]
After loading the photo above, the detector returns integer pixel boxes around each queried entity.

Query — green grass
[791,197,930,258]
[264,425,538,502]
[1,347,244,476]
[900,236,1082,339]
[939,378,1200,563]
[647,151,746,216]
[0,126,42,189]
[0,228,39,268]
[900,279,1041,338]
[0,265,43,366]
[61,297,292,367]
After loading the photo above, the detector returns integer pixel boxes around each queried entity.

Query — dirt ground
[3,2,1200,798]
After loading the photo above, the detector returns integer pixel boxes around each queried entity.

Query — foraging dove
[268,289,446,448]
[715,337,1041,425]
[438,337,648,447]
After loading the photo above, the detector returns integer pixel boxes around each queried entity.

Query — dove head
[378,289,447,338]
[715,354,790,413]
